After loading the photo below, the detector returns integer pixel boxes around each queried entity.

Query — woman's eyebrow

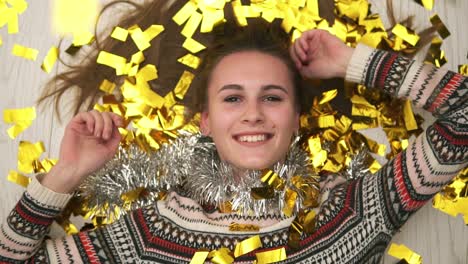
[218,84,243,93]
[217,84,289,94]
[262,84,289,94]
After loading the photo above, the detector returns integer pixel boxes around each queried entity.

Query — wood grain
[0,1,466,263]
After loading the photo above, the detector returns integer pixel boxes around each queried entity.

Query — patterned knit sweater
[1,45,467,264]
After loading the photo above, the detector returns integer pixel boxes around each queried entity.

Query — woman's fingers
[71,111,123,140]
[89,110,104,138]
[101,112,114,140]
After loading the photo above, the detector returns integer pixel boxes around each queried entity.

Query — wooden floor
[0,0,467,263]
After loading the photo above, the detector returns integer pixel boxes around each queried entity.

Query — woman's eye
[264,95,282,102]
[224,96,241,103]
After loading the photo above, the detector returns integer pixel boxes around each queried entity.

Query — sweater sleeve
[346,44,468,231]
[0,176,143,263]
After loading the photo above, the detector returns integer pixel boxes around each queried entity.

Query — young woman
[0,2,467,264]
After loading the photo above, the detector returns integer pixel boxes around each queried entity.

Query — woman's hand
[290,29,354,79]
[41,110,124,193]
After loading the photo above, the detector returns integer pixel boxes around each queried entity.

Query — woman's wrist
[40,163,80,194]
[338,45,354,79]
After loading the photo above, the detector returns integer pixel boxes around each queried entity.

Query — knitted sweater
[1,45,467,264]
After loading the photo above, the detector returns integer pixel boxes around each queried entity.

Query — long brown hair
[37,0,435,122]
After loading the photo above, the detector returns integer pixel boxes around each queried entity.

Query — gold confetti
[181,11,202,38]
[97,51,127,75]
[255,247,287,264]
[99,79,116,94]
[459,65,468,76]
[174,71,195,100]
[18,141,45,174]
[430,14,450,39]
[190,250,210,264]
[402,100,418,131]
[3,107,36,139]
[234,235,262,258]
[111,26,128,41]
[72,31,95,46]
[229,222,260,232]
[144,24,164,41]
[7,170,30,188]
[52,0,98,35]
[183,37,206,53]
[12,44,39,61]
[387,243,422,264]
[172,0,198,25]
[129,25,151,51]
[41,46,59,73]
[391,24,420,46]
[319,89,338,104]
[414,0,434,11]
[0,7,19,34]
[178,53,202,69]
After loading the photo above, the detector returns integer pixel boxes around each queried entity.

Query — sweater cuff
[26,175,72,209]
[345,44,375,84]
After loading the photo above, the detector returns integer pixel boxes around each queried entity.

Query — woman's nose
[241,101,265,124]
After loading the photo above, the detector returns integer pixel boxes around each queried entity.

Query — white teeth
[238,134,267,142]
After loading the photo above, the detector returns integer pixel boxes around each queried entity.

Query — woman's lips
[233,133,273,145]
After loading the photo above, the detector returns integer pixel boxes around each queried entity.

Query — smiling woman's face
[201,51,299,170]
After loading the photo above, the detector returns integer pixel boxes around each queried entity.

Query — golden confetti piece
[319,89,338,104]
[200,9,224,33]
[0,8,19,34]
[130,51,145,65]
[3,107,36,139]
[183,37,206,53]
[111,26,128,41]
[99,79,116,94]
[369,159,381,174]
[41,46,59,73]
[72,31,95,46]
[181,11,202,38]
[178,53,201,69]
[12,44,38,61]
[97,51,127,75]
[174,70,195,100]
[255,247,287,264]
[129,25,151,51]
[459,65,468,76]
[136,64,158,82]
[387,243,422,264]
[282,188,298,217]
[173,0,198,25]
[430,14,450,39]
[414,0,434,11]
[209,247,234,264]
[229,222,260,232]
[52,0,98,35]
[234,235,262,258]
[144,24,164,41]
[18,141,45,174]
[402,100,418,131]
[7,170,30,188]
[190,250,210,264]
[7,0,28,14]
[391,24,420,46]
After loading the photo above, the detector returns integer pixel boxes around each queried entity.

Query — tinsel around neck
[79,133,320,219]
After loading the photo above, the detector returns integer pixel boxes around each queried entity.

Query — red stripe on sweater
[301,181,356,246]
[15,203,51,226]
[79,232,101,264]
[429,74,462,112]
[377,53,398,88]
[434,123,468,145]
[393,153,426,211]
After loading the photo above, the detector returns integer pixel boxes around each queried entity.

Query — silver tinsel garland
[78,133,318,219]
